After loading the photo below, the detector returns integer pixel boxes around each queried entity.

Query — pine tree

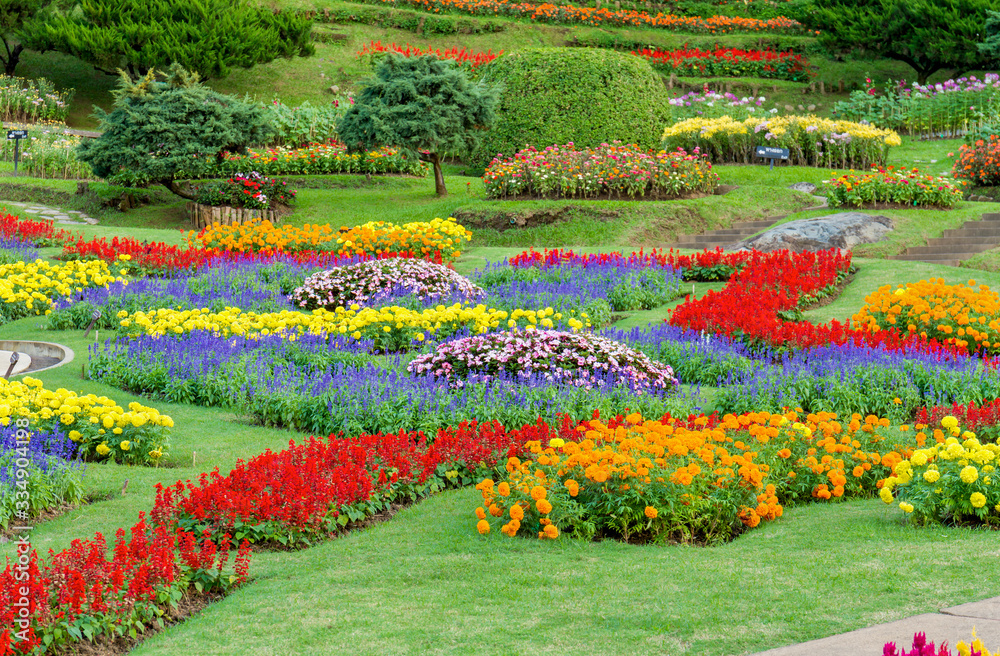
[801,0,997,83]
[78,65,273,198]
[20,0,314,81]
[0,0,45,75]
[337,54,498,196]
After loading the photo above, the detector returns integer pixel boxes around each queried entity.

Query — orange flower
[644,506,658,519]
[476,519,490,535]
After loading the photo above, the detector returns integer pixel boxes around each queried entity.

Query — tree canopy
[0,0,46,75]
[800,0,998,83]
[20,0,314,80]
[338,53,498,196]
[78,65,273,198]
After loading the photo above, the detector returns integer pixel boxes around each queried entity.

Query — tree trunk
[166,179,198,201]
[431,153,447,196]
[2,42,22,76]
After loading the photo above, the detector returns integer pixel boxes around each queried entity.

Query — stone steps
[889,212,1000,266]
[671,215,787,250]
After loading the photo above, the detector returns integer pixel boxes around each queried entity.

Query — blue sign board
[755,146,790,170]
[755,146,790,160]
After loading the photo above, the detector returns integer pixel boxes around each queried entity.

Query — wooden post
[838,79,845,93]
[668,73,675,89]
[819,80,825,95]
[809,82,815,93]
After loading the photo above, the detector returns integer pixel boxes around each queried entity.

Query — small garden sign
[755,145,790,170]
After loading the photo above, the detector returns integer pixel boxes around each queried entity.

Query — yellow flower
[880,487,894,504]
[970,492,987,508]
[68,430,82,442]
[960,465,979,484]
[923,470,941,483]
[120,440,131,451]
[899,502,914,513]
[941,416,959,430]
[95,443,111,456]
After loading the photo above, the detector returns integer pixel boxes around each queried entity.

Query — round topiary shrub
[471,48,670,173]
[290,258,484,310]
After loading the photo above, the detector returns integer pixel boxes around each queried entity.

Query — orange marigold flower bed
[853,278,1000,355]
[473,409,917,544]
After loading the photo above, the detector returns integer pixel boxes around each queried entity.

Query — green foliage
[980,9,1000,61]
[338,53,498,195]
[801,0,998,84]
[313,3,505,35]
[0,0,45,75]
[20,0,314,80]
[77,67,273,192]
[472,48,670,173]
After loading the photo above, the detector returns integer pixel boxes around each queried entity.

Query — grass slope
[11,2,944,129]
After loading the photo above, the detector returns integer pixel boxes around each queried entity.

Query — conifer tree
[77,65,273,198]
[338,53,498,196]
[0,0,45,75]
[20,0,313,80]
[800,0,997,83]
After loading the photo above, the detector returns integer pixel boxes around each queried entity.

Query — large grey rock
[735,212,893,252]
[788,182,817,194]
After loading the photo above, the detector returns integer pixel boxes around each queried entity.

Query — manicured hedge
[472,48,670,172]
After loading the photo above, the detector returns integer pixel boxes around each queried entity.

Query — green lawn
[2,238,999,655]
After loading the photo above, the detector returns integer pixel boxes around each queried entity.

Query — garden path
[2,201,97,225]
[754,596,1000,654]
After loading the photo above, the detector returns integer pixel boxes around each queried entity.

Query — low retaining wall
[186,203,280,229]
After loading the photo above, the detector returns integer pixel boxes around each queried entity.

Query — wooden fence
[186,203,280,229]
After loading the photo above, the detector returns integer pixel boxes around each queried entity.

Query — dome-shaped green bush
[472,48,670,172]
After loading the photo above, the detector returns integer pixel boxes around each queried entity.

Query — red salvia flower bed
[59,235,445,276]
[633,46,815,82]
[0,213,71,247]
[356,40,502,71]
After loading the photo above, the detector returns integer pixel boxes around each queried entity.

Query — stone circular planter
[0,340,74,377]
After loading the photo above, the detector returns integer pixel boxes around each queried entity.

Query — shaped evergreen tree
[78,65,273,198]
[338,53,498,196]
[20,0,313,80]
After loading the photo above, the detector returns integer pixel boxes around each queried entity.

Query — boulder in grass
[787,182,817,194]
[735,212,893,252]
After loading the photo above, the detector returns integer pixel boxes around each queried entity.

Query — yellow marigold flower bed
[0,259,124,322]
[474,409,918,544]
[0,377,172,466]
[853,278,1000,354]
[882,415,1000,527]
[661,115,901,168]
[186,217,472,261]
[119,304,589,350]
[336,218,472,260]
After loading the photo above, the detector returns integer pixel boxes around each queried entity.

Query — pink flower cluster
[290,257,484,310]
[407,329,679,394]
